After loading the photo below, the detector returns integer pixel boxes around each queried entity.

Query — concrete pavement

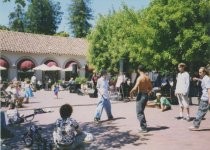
[1,90,210,150]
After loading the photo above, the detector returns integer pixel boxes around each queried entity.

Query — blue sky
[0,0,150,33]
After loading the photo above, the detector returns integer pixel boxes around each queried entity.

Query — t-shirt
[201,75,210,101]
[154,97,171,107]
[6,109,19,122]
[55,117,79,145]
[97,77,109,99]
[175,72,190,95]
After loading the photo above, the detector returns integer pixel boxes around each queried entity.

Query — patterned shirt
[55,117,79,145]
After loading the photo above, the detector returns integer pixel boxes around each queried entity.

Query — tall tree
[54,31,70,37]
[9,4,25,32]
[68,0,93,38]
[0,25,10,30]
[88,0,210,73]
[25,0,63,35]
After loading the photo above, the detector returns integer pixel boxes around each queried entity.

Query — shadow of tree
[81,121,148,150]
[2,118,152,150]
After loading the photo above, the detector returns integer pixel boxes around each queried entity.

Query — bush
[75,77,87,84]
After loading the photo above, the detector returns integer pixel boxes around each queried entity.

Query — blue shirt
[201,75,210,101]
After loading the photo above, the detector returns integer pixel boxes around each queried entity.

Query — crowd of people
[1,79,34,107]
[1,63,210,149]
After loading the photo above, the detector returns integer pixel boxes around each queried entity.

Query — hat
[156,93,162,97]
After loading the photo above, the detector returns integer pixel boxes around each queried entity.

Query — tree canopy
[88,0,210,73]
[68,0,93,38]
[4,0,63,35]
[9,3,25,32]
[54,31,70,37]
[25,0,63,35]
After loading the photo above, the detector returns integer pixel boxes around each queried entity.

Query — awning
[65,61,77,68]
[0,58,9,68]
[45,60,58,67]
[18,60,35,70]
[33,64,50,71]
[64,61,77,72]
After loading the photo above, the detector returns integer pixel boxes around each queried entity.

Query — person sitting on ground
[53,104,94,149]
[6,103,24,125]
[154,93,171,112]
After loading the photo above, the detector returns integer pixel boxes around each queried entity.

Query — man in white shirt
[94,70,113,122]
[175,63,190,121]
[189,67,210,130]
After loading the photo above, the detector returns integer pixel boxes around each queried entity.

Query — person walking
[175,63,191,121]
[189,67,210,130]
[130,65,153,133]
[94,70,113,123]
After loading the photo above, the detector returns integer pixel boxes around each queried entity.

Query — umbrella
[47,65,62,71]
[33,64,50,71]
[0,66,6,70]
[62,66,73,72]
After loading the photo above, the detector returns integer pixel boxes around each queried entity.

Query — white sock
[179,112,183,117]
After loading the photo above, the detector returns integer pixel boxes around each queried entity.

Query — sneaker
[108,116,114,120]
[175,116,183,120]
[94,118,100,123]
[138,128,148,133]
[189,126,199,131]
[184,117,191,122]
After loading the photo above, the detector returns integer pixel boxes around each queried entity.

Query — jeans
[136,92,148,130]
[95,97,113,119]
[193,100,209,127]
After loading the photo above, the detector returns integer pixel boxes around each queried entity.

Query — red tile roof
[0,30,88,56]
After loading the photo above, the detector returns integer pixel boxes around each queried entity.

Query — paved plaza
[1,90,210,150]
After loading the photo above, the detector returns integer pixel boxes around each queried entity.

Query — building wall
[1,51,86,81]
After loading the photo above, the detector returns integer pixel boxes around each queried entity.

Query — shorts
[176,94,189,108]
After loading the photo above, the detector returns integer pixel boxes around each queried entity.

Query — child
[24,80,34,103]
[54,83,59,99]
[154,93,171,112]
[53,104,94,149]
[6,103,24,125]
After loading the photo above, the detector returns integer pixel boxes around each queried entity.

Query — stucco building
[0,30,88,82]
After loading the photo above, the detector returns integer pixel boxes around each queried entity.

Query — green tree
[25,0,63,35]
[142,0,210,72]
[54,31,70,37]
[3,0,26,7]
[88,6,149,73]
[0,25,10,30]
[88,1,210,73]
[68,0,93,38]
[9,4,25,32]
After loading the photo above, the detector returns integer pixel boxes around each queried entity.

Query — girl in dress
[54,83,59,99]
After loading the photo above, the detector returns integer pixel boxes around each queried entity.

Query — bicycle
[22,124,53,149]
[21,109,53,149]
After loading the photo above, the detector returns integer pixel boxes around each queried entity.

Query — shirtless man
[130,65,153,133]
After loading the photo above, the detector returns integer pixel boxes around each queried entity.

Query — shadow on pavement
[2,117,150,150]
[82,121,149,150]
[148,126,169,132]
[196,128,210,132]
